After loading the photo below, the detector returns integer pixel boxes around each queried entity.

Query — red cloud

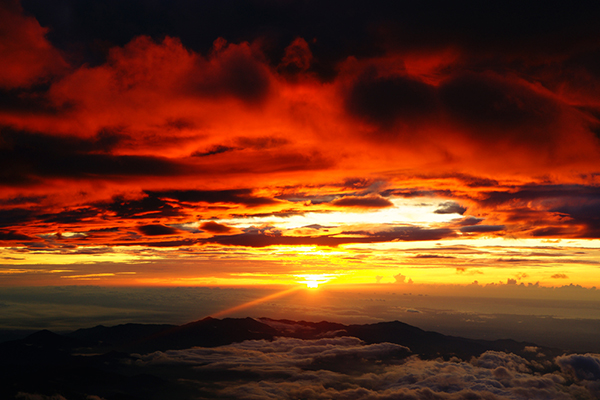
[0,1,67,89]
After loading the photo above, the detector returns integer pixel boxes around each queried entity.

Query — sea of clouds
[112,336,600,399]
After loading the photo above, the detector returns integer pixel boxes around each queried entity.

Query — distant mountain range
[0,317,567,399]
[63,316,565,360]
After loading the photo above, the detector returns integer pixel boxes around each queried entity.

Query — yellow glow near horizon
[2,235,600,288]
[296,274,334,288]
[306,280,319,289]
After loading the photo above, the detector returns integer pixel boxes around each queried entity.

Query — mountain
[0,317,568,399]
[61,316,564,360]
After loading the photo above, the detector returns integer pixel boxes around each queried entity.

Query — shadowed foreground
[1,317,598,399]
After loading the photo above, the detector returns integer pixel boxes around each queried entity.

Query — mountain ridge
[0,316,570,400]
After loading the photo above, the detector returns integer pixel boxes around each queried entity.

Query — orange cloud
[2,2,600,288]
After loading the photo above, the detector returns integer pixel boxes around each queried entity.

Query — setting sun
[306,280,319,289]
[297,274,332,289]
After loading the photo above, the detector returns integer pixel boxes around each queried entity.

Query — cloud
[473,185,600,238]
[345,70,437,129]
[415,254,455,259]
[204,226,456,247]
[147,189,279,207]
[331,195,393,208]
[0,230,34,241]
[191,144,235,157]
[278,37,313,76]
[434,201,467,215]
[472,350,531,373]
[0,85,65,116]
[452,216,484,226]
[556,353,600,381]
[439,72,558,138]
[132,338,594,400]
[137,224,180,236]
[459,225,505,233]
[0,0,67,89]
[199,221,235,234]
[187,39,271,104]
[0,127,186,184]
[551,274,569,279]
[1,0,600,286]
[235,136,290,150]
[104,195,185,219]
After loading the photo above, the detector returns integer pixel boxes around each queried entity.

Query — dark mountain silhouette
[62,316,565,361]
[67,317,281,353]
[0,329,85,367]
[0,317,567,399]
[256,318,563,361]
[68,322,176,349]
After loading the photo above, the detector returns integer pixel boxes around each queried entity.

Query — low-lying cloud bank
[126,337,600,399]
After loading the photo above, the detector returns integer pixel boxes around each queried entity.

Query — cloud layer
[1,0,600,287]
[132,337,600,399]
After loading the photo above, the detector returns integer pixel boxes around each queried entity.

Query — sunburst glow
[296,274,334,289]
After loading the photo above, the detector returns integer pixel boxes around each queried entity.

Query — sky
[2,0,600,306]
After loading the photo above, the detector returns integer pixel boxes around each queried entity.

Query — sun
[296,274,333,289]
[306,280,320,289]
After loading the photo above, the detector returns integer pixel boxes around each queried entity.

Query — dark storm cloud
[0,206,101,237]
[199,221,234,234]
[0,208,36,228]
[550,201,600,238]
[191,44,271,104]
[477,185,600,238]
[146,189,278,207]
[204,226,456,247]
[0,85,64,115]
[345,69,563,146]
[202,231,339,248]
[22,0,600,79]
[302,224,336,230]
[340,177,376,190]
[0,127,184,184]
[192,137,291,158]
[344,226,457,242]
[380,188,453,199]
[460,225,505,233]
[331,195,393,208]
[104,195,185,219]
[20,0,381,79]
[138,224,180,236]
[345,71,437,129]
[191,144,235,157]
[439,73,558,137]
[477,185,600,207]
[531,227,571,237]
[0,230,34,241]
[453,216,484,226]
[453,174,499,188]
[0,195,46,206]
[38,207,100,224]
[434,201,467,215]
[2,0,597,274]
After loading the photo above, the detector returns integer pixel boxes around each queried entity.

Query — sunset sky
[2,0,600,294]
